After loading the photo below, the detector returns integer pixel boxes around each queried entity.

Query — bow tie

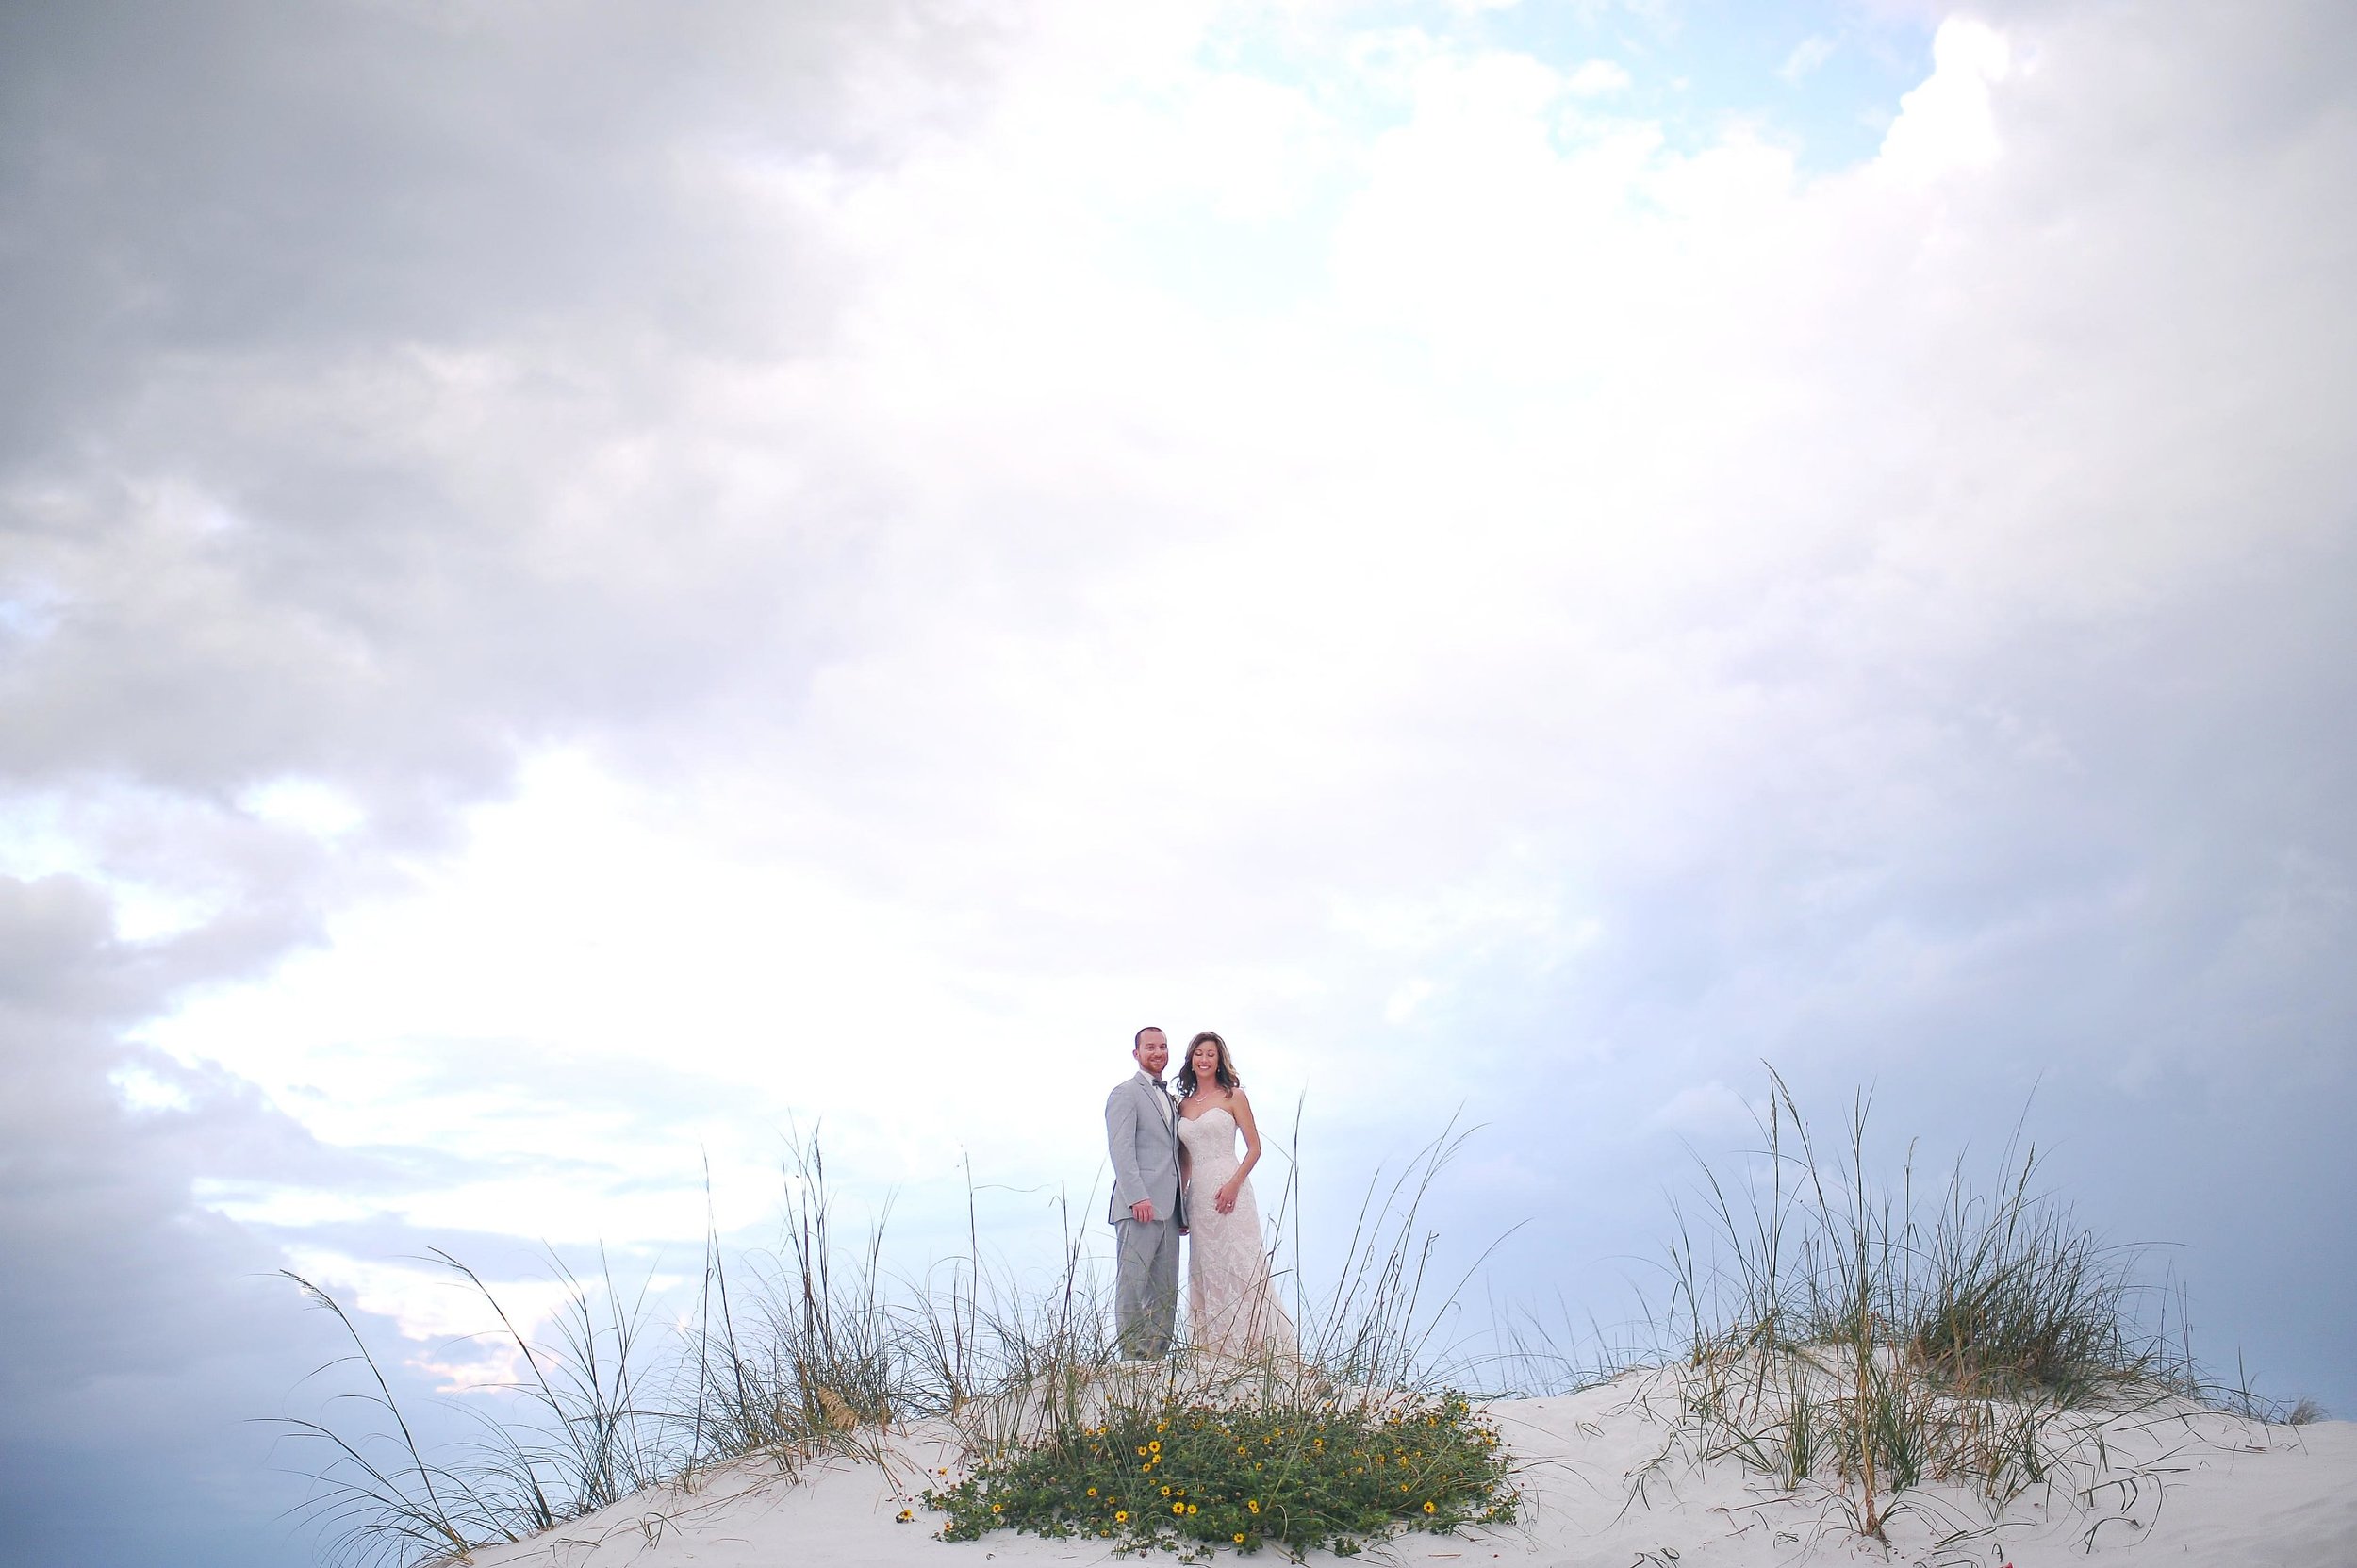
[1150,1078,1170,1093]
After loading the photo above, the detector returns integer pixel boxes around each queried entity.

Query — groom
[1106,1025,1187,1360]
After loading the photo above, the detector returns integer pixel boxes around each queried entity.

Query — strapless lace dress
[1176,1105,1297,1362]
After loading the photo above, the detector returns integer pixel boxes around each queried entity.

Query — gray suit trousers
[1113,1214,1180,1359]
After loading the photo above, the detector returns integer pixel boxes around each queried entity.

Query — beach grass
[913,1114,1522,1558]
[1628,1067,2206,1537]
[272,1114,1521,1565]
[271,1077,2298,1564]
[277,1243,683,1567]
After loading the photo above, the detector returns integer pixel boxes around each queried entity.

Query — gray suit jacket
[1106,1072,1187,1229]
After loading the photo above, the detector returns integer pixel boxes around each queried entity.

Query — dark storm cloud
[1272,0,2357,1388]
[0,0,1006,815]
[0,873,339,1563]
[1371,510,2357,1401]
[0,872,736,1566]
[0,0,985,451]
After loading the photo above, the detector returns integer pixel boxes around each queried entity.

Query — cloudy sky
[3,2,2353,1562]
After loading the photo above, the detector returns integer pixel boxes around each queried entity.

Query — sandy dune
[464,1376,2356,1568]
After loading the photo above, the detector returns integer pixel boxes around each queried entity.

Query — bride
[1175,1031,1297,1362]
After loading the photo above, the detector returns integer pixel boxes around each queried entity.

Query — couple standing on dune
[1105,1026,1298,1364]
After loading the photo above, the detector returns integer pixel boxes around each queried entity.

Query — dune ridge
[453,1372,2356,1567]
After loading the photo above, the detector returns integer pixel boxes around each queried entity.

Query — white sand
[464,1376,2357,1568]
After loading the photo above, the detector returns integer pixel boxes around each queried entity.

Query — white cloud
[238,777,365,839]
[1647,1081,1754,1139]
[1385,978,1436,1023]
[1877,17,2011,181]
[1569,58,1633,96]
[1779,35,1837,83]
[74,6,2354,1264]
[108,1065,193,1114]
[279,1247,586,1391]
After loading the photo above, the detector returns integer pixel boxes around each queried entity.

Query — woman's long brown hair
[1177,1030,1241,1097]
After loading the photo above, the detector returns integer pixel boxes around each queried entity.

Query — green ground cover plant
[924,1393,1513,1559]
[273,1120,1524,1566]
[272,1089,2319,1565]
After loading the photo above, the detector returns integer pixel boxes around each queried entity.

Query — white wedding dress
[1177,1105,1297,1362]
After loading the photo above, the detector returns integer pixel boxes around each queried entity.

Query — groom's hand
[1130,1199,1157,1224]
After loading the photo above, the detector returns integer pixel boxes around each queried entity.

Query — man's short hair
[1133,1025,1164,1048]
